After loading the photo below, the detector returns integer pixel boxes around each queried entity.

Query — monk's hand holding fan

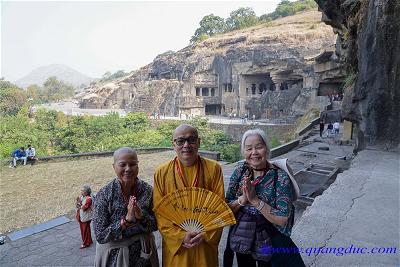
[154,187,236,234]
[182,231,204,248]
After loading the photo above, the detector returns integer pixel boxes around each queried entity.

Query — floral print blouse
[94,177,157,267]
[225,161,294,236]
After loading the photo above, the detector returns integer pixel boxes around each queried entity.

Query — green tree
[157,121,182,140]
[26,84,40,103]
[123,112,149,131]
[226,7,258,31]
[190,14,226,43]
[274,0,296,18]
[0,80,27,116]
[42,76,75,102]
[266,0,318,20]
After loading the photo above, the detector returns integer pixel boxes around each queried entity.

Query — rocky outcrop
[315,0,400,150]
[76,10,338,119]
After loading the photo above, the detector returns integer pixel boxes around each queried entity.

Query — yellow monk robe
[153,156,224,267]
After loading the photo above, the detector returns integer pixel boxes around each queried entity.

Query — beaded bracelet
[237,197,245,206]
[256,200,265,211]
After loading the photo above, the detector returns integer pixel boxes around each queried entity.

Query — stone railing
[35,147,171,162]
[297,117,320,136]
[270,139,301,158]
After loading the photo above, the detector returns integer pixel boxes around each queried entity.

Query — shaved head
[172,124,200,167]
[113,147,137,163]
[173,124,198,139]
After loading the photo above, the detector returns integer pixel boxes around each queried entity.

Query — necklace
[253,167,268,171]
[251,170,268,186]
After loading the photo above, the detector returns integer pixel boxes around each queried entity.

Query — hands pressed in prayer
[127,196,143,221]
[242,176,258,205]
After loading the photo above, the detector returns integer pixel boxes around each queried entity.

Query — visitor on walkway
[327,122,333,137]
[26,144,37,165]
[333,121,340,135]
[224,129,304,267]
[319,120,325,137]
[94,147,158,267]
[153,124,224,267]
[76,185,93,249]
[11,147,27,168]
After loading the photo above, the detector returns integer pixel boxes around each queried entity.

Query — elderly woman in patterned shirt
[94,147,159,267]
[225,129,304,267]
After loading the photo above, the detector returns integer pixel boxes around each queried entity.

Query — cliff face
[316,0,400,150]
[76,10,338,120]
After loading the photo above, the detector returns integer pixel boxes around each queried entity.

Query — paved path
[291,149,400,266]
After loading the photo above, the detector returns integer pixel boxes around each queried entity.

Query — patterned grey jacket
[94,177,157,267]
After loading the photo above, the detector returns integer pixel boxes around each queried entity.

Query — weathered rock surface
[315,0,400,149]
[76,10,339,119]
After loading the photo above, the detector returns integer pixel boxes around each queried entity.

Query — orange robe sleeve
[202,162,224,246]
[153,162,187,256]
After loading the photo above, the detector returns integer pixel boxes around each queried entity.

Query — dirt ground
[0,150,176,234]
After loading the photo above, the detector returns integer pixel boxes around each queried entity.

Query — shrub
[220,144,241,163]
[123,112,149,131]
[157,121,182,140]
[99,130,165,150]
[269,136,281,148]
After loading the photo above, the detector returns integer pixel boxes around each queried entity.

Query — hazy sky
[1,0,282,81]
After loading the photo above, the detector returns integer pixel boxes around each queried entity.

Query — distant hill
[15,64,94,89]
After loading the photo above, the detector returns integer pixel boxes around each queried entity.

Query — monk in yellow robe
[153,124,224,267]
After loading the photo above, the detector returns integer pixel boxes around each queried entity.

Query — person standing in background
[327,122,333,137]
[333,121,340,136]
[76,185,93,249]
[319,120,325,137]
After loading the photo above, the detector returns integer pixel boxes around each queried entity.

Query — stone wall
[209,122,296,142]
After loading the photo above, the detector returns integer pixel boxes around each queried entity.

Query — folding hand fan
[154,187,236,232]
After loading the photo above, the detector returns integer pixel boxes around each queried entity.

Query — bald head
[173,124,198,139]
[113,147,137,163]
[113,147,139,183]
[172,124,200,167]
